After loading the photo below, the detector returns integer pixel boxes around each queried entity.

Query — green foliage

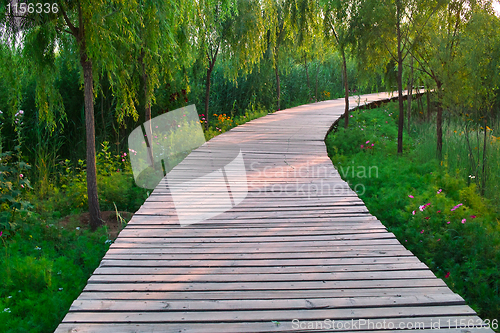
[0,213,111,333]
[326,102,500,320]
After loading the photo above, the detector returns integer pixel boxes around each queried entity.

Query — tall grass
[412,116,500,209]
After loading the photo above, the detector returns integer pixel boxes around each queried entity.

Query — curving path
[56,92,494,333]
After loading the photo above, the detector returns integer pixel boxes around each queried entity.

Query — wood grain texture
[55,92,494,333]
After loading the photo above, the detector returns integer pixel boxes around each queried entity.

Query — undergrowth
[325,101,500,323]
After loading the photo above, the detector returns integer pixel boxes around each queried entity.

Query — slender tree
[322,0,354,128]
[356,0,444,153]
[264,0,291,111]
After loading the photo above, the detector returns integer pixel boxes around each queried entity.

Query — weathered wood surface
[56,92,494,332]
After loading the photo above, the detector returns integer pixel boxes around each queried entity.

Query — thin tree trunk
[426,88,431,122]
[315,63,319,102]
[204,49,218,131]
[396,0,404,154]
[101,90,105,141]
[341,48,349,128]
[139,51,154,169]
[407,55,413,135]
[204,67,213,131]
[481,118,488,195]
[304,53,311,101]
[436,80,443,159]
[274,55,281,111]
[80,51,102,231]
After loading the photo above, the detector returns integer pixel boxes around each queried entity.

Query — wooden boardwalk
[56,92,494,333]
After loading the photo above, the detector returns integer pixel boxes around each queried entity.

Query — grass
[325,101,500,325]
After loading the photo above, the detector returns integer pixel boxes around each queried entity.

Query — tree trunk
[204,67,212,131]
[341,48,349,128]
[80,51,102,231]
[315,63,319,102]
[304,53,311,101]
[101,91,105,141]
[204,51,217,131]
[436,80,443,159]
[426,88,431,122]
[407,55,413,135]
[481,118,487,195]
[139,51,154,169]
[274,56,281,111]
[396,0,404,154]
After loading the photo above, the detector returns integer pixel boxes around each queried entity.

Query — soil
[58,211,134,240]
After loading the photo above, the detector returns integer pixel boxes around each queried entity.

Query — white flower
[3,308,11,313]
[76,227,80,230]
[58,288,63,291]
[35,246,41,250]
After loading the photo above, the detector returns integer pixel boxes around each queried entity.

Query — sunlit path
[55,92,493,333]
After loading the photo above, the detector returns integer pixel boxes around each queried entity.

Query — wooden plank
[98,257,421,268]
[61,305,476,323]
[93,262,429,275]
[100,250,414,261]
[69,294,465,312]
[82,279,447,292]
[55,319,492,333]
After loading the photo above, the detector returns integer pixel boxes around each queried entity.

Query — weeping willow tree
[1,0,142,230]
[194,0,266,128]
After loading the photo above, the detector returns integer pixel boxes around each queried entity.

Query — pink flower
[360,145,364,148]
[412,210,416,215]
[420,229,424,234]
[424,217,430,220]
[437,189,442,194]
[371,143,374,147]
[437,239,441,241]
[437,210,441,213]
[366,140,370,144]
[408,195,414,198]
[445,272,450,278]
[461,218,466,224]
[123,153,127,156]
[122,159,125,162]
[0,231,3,237]
[470,215,476,219]
[20,174,24,178]
[447,221,451,224]
[451,203,463,211]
